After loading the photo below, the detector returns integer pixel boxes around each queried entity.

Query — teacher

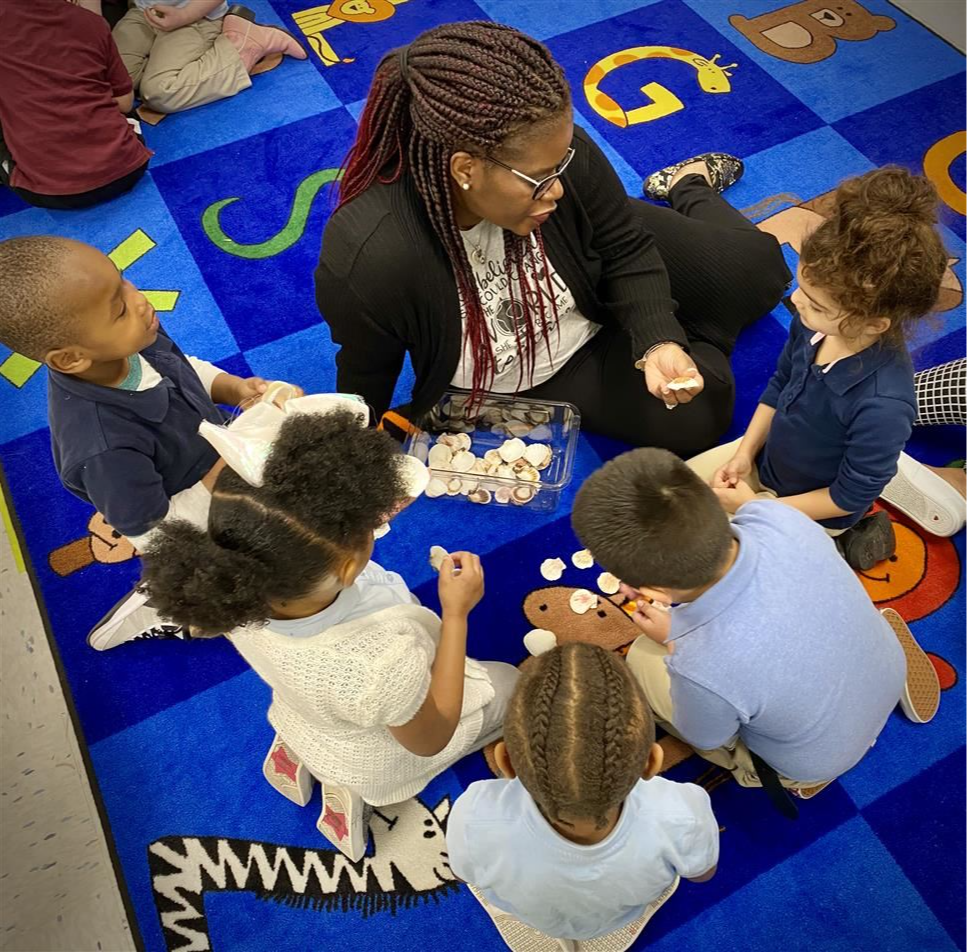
[315,21,790,455]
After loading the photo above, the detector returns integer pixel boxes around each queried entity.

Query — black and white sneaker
[643,152,744,202]
[87,585,187,651]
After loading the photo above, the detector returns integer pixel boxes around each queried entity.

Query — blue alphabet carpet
[0,2,964,950]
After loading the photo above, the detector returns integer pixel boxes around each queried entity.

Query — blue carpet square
[685,0,964,124]
[546,0,823,175]
[474,0,663,40]
[833,74,966,240]
[862,748,967,948]
[270,0,490,103]
[649,815,959,952]
[153,109,358,352]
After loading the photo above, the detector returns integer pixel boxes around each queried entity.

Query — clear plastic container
[403,391,581,513]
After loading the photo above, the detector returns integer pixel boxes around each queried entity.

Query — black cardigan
[315,125,687,422]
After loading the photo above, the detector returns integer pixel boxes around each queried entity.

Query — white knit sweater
[230,604,496,806]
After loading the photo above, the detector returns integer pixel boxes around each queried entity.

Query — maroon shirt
[0,1,152,196]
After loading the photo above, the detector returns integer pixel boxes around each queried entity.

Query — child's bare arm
[711,404,775,489]
[777,487,851,521]
[389,553,483,757]
[686,864,717,883]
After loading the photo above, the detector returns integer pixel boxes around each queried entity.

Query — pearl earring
[461,182,470,191]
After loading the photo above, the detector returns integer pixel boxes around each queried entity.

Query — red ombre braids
[338,21,571,403]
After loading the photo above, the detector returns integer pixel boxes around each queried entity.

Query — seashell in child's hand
[429,545,449,572]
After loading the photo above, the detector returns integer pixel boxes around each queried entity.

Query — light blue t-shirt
[446,777,718,940]
[269,561,418,637]
[135,0,229,21]
[666,500,906,783]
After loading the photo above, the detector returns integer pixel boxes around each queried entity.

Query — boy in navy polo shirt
[0,236,301,649]
[572,448,940,798]
[688,167,951,570]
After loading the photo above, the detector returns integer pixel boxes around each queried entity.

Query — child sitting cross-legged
[141,406,519,861]
[693,167,950,570]
[0,236,301,650]
[572,448,940,804]
[447,642,719,952]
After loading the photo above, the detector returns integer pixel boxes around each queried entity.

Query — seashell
[468,488,492,504]
[496,464,516,479]
[450,450,477,473]
[569,589,597,615]
[483,449,503,466]
[459,479,478,495]
[494,486,513,504]
[523,443,552,469]
[666,375,701,391]
[540,557,566,581]
[597,572,620,595]
[523,628,558,656]
[428,444,453,469]
[429,545,449,571]
[528,424,553,441]
[516,465,540,483]
[571,549,594,570]
[503,421,533,438]
[498,437,526,463]
[471,458,490,475]
[527,409,552,425]
[512,485,536,505]
[437,433,462,449]
[425,477,448,498]
[446,477,463,496]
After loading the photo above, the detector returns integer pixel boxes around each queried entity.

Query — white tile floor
[0,6,962,949]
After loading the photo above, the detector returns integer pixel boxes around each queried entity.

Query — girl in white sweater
[141,408,518,859]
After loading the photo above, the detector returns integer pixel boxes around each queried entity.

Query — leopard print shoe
[643,152,744,202]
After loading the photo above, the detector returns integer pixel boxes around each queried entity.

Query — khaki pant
[622,439,835,790]
[112,8,251,114]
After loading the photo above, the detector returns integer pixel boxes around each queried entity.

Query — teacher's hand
[641,343,704,408]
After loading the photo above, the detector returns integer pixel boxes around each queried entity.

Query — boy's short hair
[572,447,732,591]
[0,236,80,360]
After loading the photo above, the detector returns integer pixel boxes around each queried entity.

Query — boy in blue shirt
[692,167,950,570]
[572,448,940,797]
[447,643,718,951]
[0,235,300,649]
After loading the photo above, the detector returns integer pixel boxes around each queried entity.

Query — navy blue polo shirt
[48,327,230,538]
[756,318,916,530]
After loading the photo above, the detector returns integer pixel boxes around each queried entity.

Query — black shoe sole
[838,511,896,572]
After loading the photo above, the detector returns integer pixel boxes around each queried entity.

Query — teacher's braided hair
[503,643,656,829]
[338,21,571,403]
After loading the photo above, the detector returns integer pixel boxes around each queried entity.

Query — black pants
[0,118,148,210]
[524,176,791,456]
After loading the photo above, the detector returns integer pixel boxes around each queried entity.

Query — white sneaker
[262,734,314,806]
[87,586,186,651]
[881,454,966,537]
[881,608,941,724]
[316,783,371,861]
[467,884,565,952]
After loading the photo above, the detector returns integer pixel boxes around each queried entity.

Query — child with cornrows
[696,166,950,569]
[447,643,719,952]
[140,406,518,861]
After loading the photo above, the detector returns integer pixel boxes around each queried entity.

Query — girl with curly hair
[688,166,952,569]
[446,643,718,952]
[140,408,518,861]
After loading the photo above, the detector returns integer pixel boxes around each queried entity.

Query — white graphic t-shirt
[451,220,600,392]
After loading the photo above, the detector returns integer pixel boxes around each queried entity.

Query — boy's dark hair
[800,166,948,347]
[504,643,655,830]
[141,411,408,636]
[0,236,81,360]
[571,448,732,591]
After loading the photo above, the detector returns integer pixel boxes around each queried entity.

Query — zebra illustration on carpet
[148,795,456,952]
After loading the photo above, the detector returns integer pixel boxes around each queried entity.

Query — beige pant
[622,439,832,790]
[112,8,251,114]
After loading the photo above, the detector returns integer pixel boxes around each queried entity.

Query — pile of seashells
[423,432,554,505]
[425,396,554,440]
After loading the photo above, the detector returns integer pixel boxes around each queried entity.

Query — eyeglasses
[487,146,575,201]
